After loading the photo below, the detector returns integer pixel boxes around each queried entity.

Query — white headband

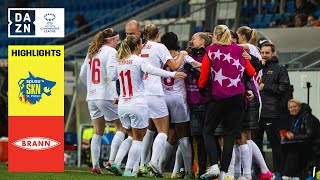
[104,34,119,40]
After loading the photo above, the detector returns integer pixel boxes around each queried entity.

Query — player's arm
[140,59,186,79]
[184,54,202,68]
[166,51,188,71]
[198,53,210,88]
[107,51,118,81]
[79,60,88,86]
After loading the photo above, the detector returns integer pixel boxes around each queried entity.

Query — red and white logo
[12,137,60,150]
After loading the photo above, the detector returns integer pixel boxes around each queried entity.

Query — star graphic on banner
[213,49,222,60]
[232,59,241,69]
[227,75,241,87]
[208,50,213,60]
[239,65,245,72]
[213,68,228,86]
[223,53,233,63]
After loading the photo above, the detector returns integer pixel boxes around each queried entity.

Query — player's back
[84,45,117,101]
[162,55,194,98]
[116,54,147,107]
[141,41,172,96]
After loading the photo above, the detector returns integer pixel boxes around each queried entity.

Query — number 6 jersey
[79,45,118,101]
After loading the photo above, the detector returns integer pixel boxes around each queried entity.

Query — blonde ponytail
[144,24,158,43]
[116,40,132,61]
[116,35,141,61]
[88,31,104,59]
[212,25,231,46]
[248,29,257,45]
[87,28,119,59]
[237,26,257,45]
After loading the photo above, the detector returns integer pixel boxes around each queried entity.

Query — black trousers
[253,117,284,174]
[282,142,310,178]
[189,104,208,176]
[203,94,244,172]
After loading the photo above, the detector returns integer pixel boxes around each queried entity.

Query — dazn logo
[8,9,35,36]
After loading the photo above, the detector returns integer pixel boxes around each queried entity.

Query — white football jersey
[111,54,175,107]
[140,41,173,96]
[246,43,262,60]
[79,45,118,101]
[162,54,195,98]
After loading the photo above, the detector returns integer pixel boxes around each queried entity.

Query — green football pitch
[0,163,173,180]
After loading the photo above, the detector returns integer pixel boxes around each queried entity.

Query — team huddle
[79,20,274,180]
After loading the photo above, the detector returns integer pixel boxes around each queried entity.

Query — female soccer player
[198,25,255,180]
[139,24,188,177]
[235,26,272,180]
[158,32,201,178]
[109,35,187,177]
[79,28,126,174]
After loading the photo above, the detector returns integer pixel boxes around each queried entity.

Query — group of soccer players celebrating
[79,20,273,180]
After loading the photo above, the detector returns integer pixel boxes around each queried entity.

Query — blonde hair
[87,28,118,59]
[144,24,158,42]
[212,25,231,46]
[236,26,257,45]
[116,35,141,61]
[195,32,212,47]
[288,98,302,110]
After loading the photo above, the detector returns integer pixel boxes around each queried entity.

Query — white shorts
[87,100,119,121]
[146,95,169,119]
[165,95,190,123]
[118,106,149,129]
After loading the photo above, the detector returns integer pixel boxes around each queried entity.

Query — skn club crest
[18,72,56,104]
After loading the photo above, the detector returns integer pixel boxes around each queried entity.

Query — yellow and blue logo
[18,72,56,104]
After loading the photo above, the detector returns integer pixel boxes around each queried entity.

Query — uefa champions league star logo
[40,13,59,33]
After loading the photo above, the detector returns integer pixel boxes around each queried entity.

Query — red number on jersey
[119,70,133,97]
[163,65,174,86]
[89,58,101,84]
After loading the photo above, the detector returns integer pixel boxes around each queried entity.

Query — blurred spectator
[306,14,320,27]
[281,99,320,179]
[294,13,307,27]
[73,15,91,37]
[276,0,316,27]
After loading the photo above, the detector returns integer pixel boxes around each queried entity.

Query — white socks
[247,140,253,175]
[234,145,241,178]
[219,171,226,180]
[227,146,236,177]
[125,140,142,172]
[150,133,168,166]
[109,131,125,163]
[249,140,269,173]
[133,155,140,173]
[239,144,251,178]
[91,134,102,169]
[179,137,192,176]
[158,142,176,171]
[115,136,133,165]
[172,146,183,176]
[140,129,155,166]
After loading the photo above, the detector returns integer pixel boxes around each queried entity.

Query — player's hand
[179,50,188,56]
[261,58,266,65]
[286,131,294,140]
[242,51,251,60]
[174,72,187,79]
[247,90,254,101]
[112,98,119,105]
[259,83,264,91]
[191,61,202,68]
